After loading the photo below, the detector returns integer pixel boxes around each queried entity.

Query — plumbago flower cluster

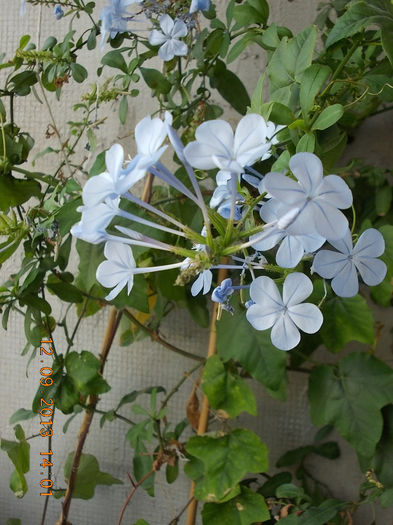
[72,112,386,351]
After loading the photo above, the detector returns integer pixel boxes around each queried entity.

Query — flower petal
[168,38,188,57]
[184,120,234,170]
[317,175,353,209]
[312,249,349,279]
[288,303,323,334]
[271,314,300,351]
[264,172,306,206]
[158,40,176,61]
[135,115,167,157]
[159,14,174,35]
[289,152,323,195]
[149,29,167,46]
[233,114,268,167]
[283,272,313,306]
[328,228,352,254]
[105,143,124,177]
[304,200,349,240]
[250,229,284,251]
[355,257,387,286]
[331,260,359,297]
[246,303,280,331]
[172,19,188,38]
[249,276,283,309]
[82,172,114,206]
[352,228,385,258]
[276,235,305,268]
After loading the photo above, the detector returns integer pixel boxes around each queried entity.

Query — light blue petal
[276,235,304,268]
[246,304,280,331]
[312,249,348,279]
[355,257,387,286]
[352,228,385,258]
[289,152,323,195]
[329,228,352,255]
[250,276,283,309]
[271,314,300,350]
[331,260,359,297]
[149,29,167,46]
[283,272,313,306]
[264,172,306,206]
[202,270,213,294]
[191,273,204,296]
[305,200,349,240]
[288,303,323,334]
[317,175,353,209]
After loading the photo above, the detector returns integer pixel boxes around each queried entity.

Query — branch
[57,308,122,525]
[168,497,195,525]
[117,469,156,525]
[123,309,204,362]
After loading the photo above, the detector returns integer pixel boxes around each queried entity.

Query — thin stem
[123,309,204,362]
[36,73,73,178]
[160,362,204,411]
[65,297,89,356]
[169,497,195,525]
[117,469,156,525]
[40,408,55,525]
[58,308,123,524]
[186,265,228,525]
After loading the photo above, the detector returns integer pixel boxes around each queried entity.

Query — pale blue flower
[184,115,274,184]
[312,228,387,297]
[99,0,140,48]
[190,0,211,13]
[82,144,143,207]
[212,278,233,303]
[71,197,120,243]
[246,273,323,351]
[97,241,184,300]
[54,5,64,19]
[191,270,212,296]
[210,181,244,220]
[251,199,325,268]
[149,15,188,61]
[264,152,353,240]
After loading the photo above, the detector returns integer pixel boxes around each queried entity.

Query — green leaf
[70,63,88,83]
[119,95,128,125]
[202,486,270,524]
[308,352,393,456]
[279,499,346,524]
[140,67,171,94]
[259,472,292,497]
[65,351,110,396]
[0,174,41,211]
[101,49,128,73]
[320,294,374,352]
[0,425,30,498]
[9,408,36,425]
[166,461,179,484]
[380,225,393,277]
[233,0,269,27]
[326,0,393,48]
[217,308,287,399]
[202,356,257,418]
[63,453,122,499]
[89,151,106,176]
[47,274,83,303]
[267,26,317,108]
[381,26,393,67]
[381,487,393,507]
[133,521,150,525]
[300,64,331,117]
[296,132,315,153]
[311,104,344,130]
[375,185,392,216]
[209,62,250,115]
[276,446,314,467]
[276,483,304,499]
[7,520,21,525]
[185,429,268,502]
[359,404,393,488]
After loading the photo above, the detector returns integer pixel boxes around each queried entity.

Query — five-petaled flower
[246,273,323,351]
[149,15,188,61]
[312,228,387,297]
[263,152,353,240]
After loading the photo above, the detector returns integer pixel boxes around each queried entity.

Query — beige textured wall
[1,1,393,524]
